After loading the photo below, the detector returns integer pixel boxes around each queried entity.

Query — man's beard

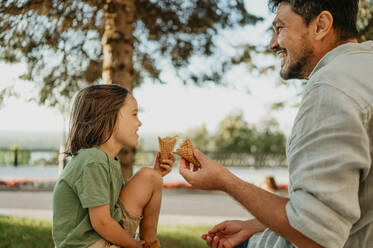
[280,39,313,80]
[280,55,310,79]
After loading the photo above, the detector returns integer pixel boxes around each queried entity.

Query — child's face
[112,95,142,148]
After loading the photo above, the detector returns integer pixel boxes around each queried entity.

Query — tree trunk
[102,0,136,182]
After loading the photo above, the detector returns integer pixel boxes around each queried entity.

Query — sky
[0,1,300,138]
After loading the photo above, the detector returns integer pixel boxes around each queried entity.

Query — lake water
[0,165,289,185]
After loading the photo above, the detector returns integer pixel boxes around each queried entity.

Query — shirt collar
[308,42,359,79]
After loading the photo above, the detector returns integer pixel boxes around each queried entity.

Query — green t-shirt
[52,147,124,248]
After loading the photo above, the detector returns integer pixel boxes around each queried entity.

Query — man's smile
[277,48,287,58]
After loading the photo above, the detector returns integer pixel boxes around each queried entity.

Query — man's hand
[179,149,233,191]
[154,152,175,177]
[201,219,266,248]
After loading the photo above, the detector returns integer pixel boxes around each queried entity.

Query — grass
[158,225,210,248]
[0,216,53,248]
[0,216,211,248]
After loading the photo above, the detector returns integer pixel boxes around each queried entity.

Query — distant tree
[212,112,286,154]
[187,124,212,151]
[253,117,286,155]
[214,110,254,152]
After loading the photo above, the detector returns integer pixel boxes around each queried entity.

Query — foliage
[185,111,286,155]
[252,117,286,154]
[0,0,264,108]
[32,152,59,166]
[0,1,371,109]
[0,216,211,248]
[187,124,213,151]
[0,146,31,166]
[214,110,255,152]
[358,0,373,41]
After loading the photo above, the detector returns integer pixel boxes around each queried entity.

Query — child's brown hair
[65,84,129,157]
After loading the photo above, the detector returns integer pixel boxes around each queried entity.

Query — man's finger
[209,222,226,235]
[212,235,219,248]
[179,158,192,181]
[194,149,208,164]
[206,235,213,247]
[219,238,230,248]
[179,158,191,170]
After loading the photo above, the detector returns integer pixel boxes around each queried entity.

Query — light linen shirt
[247,41,373,248]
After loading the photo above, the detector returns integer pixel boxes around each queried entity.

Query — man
[179,1,373,247]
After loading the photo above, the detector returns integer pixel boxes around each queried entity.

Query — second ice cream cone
[176,138,201,168]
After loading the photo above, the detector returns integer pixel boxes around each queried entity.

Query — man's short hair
[268,0,359,40]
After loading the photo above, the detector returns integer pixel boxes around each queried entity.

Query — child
[52,84,175,248]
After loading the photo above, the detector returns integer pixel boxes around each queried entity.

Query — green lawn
[0,216,211,248]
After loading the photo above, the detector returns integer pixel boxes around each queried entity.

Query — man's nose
[269,34,279,51]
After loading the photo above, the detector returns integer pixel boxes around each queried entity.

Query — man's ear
[313,10,334,41]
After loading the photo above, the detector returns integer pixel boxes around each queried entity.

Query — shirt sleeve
[285,83,371,248]
[74,162,111,208]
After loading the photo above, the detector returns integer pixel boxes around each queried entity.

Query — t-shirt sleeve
[285,83,371,248]
[74,162,111,208]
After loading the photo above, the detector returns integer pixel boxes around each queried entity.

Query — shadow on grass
[0,216,211,248]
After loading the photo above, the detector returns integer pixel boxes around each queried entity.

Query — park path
[0,189,252,226]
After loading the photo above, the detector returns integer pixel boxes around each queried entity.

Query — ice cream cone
[176,138,201,168]
[158,136,177,160]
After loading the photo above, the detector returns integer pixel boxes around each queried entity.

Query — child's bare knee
[137,167,163,187]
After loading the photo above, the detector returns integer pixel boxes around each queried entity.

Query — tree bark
[102,0,136,181]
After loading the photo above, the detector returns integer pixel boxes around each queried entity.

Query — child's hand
[154,152,175,177]
[134,240,145,248]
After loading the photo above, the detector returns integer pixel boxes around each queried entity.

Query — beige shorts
[89,200,142,248]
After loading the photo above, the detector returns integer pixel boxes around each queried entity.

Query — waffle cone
[176,139,201,168]
[158,136,177,160]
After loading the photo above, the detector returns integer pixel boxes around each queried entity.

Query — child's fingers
[160,163,172,171]
[155,152,161,162]
[161,159,174,165]
[169,152,176,161]
[137,240,145,247]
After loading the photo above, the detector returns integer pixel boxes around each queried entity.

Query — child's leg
[119,167,163,243]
